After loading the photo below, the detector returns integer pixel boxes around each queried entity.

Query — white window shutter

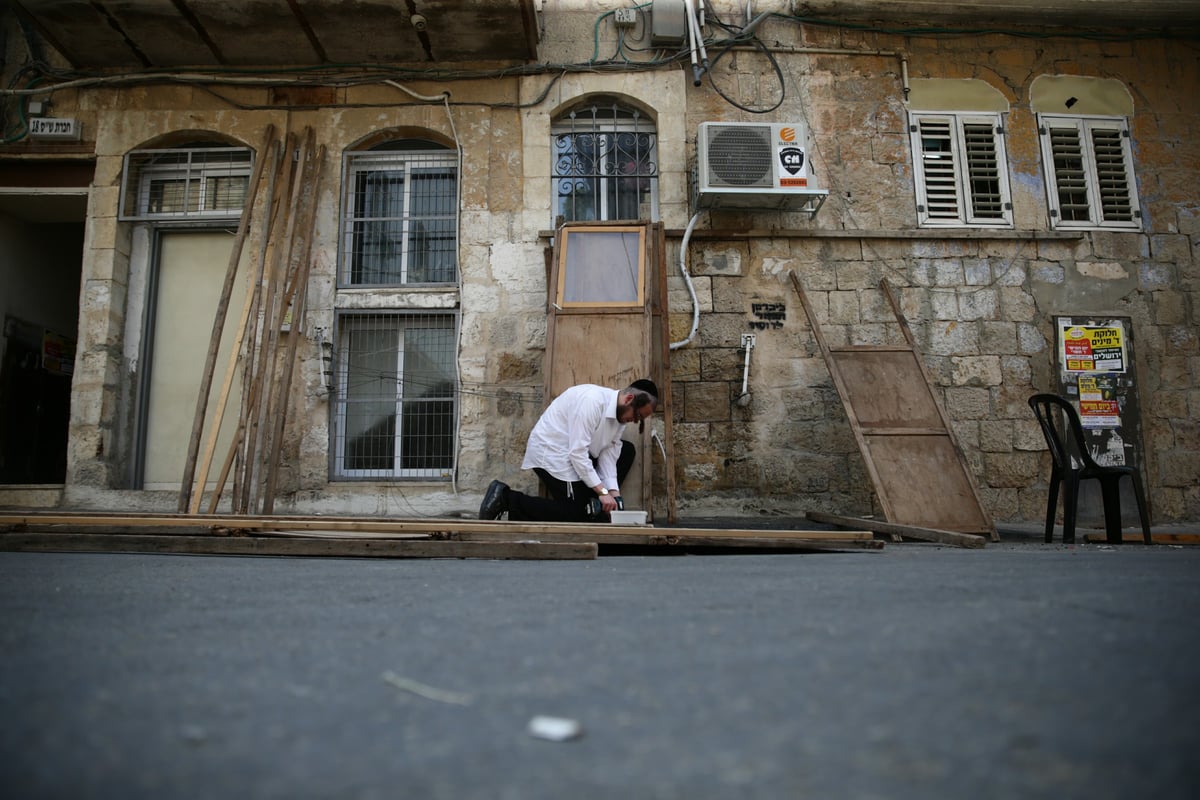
[1039,114,1141,230]
[910,112,1012,228]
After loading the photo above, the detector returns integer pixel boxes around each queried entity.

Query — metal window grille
[1039,114,1140,230]
[552,99,658,223]
[332,312,457,480]
[911,112,1011,228]
[341,149,458,286]
[119,146,252,221]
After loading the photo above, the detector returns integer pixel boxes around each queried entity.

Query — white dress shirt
[521,384,625,490]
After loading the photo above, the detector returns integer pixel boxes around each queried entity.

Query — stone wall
[1,1,1195,524]
[651,9,1198,522]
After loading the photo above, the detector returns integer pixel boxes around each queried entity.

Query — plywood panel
[832,350,943,429]
[545,315,648,399]
[543,222,670,518]
[863,435,992,532]
[791,275,995,539]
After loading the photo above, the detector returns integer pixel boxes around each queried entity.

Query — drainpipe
[669,211,703,350]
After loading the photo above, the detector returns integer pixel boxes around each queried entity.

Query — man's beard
[617,401,645,434]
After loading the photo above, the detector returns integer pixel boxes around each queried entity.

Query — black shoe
[479,480,509,520]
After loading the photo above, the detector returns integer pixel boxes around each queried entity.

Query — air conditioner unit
[695,121,829,215]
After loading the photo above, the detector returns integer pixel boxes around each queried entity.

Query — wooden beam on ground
[1083,533,1199,545]
[0,512,874,541]
[0,532,596,560]
[0,513,881,553]
[451,529,883,551]
[258,527,880,550]
[806,510,988,549]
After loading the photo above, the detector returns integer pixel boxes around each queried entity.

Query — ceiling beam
[169,0,227,65]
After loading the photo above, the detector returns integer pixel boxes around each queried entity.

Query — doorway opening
[0,189,87,484]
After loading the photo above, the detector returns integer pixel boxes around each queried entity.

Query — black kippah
[630,378,659,399]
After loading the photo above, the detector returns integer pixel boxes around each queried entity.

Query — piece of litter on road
[527,715,584,742]
[381,671,473,706]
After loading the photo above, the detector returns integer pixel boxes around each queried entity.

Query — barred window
[909,112,1012,227]
[340,141,458,286]
[120,146,252,221]
[552,98,658,224]
[332,312,457,479]
[1038,114,1141,230]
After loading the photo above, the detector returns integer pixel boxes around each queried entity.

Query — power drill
[586,494,624,519]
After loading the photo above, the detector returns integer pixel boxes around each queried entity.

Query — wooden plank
[257,529,431,540]
[247,128,312,514]
[653,221,678,523]
[879,279,997,540]
[0,532,597,560]
[191,136,283,514]
[790,273,996,540]
[262,139,326,514]
[543,220,663,516]
[179,124,277,513]
[247,525,879,550]
[448,527,873,542]
[806,510,988,549]
[861,434,993,534]
[451,530,883,551]
[831,350,944,429]
[0,512,873,540]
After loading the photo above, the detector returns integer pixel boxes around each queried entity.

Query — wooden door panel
[832,350,944,429]
[863,435,992,532]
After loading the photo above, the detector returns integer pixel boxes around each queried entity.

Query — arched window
[119,140,252,221]
[552,98,658,223]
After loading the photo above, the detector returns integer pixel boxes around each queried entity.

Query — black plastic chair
[1028,393,1152,545]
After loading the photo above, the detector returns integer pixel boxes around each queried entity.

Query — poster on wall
[42,330,76,376]
[1055,316,1142,473]
[1060,322,1127,373]
[1076,375,1120,430]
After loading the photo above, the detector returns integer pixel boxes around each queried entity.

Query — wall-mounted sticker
[777,147,807,187]
[1077,375,1120,430]
[1054,316,1143,510]
[1060,323,1126,372]
[749,302,786,330]
[775,126,808,187]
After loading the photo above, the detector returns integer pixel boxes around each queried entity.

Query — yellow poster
[1077,375,1120,429]
[1061,324,1126,373]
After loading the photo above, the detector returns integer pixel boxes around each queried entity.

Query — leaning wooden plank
[262,140,326,515]
[806,510,987,549]
[191,138,282,515]
[0,533,596,560]
[179,124,277,513]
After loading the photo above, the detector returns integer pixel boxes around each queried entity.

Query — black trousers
[506,440,636,522]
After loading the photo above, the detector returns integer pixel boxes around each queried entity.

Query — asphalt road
[2,538,1198,799]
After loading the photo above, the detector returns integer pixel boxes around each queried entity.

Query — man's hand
[599,493,620,513]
